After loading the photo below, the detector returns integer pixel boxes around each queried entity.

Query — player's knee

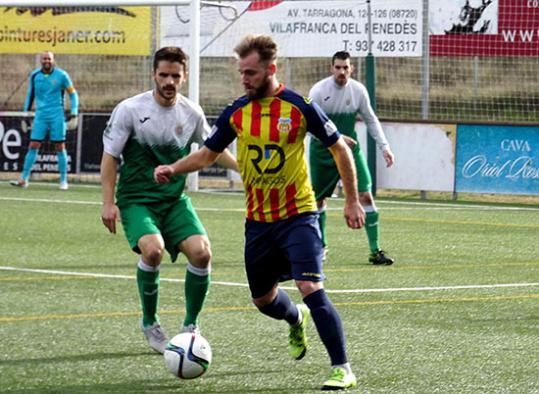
[29,141,41,149]
[296,280,323,298]
[252,294,273,309]
[142,246,164,265]
[54,143,66,151]
[252,286,278,309]
[189,247,212,268]
[182,235,212,267]
[139,236,165,265]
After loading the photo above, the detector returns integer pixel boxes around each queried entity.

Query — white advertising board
[356,122,456,192]
[160,0,422,57]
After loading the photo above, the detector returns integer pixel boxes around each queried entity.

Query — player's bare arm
[328,138,365,229]
[154,146,221,184]
[100,152,121,234]
[215,148,240,172]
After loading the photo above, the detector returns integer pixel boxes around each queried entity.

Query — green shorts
[310,138,372,200]
[119,195,207,262]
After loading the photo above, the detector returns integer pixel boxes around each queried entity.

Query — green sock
[318,210,327,247]
[183,268,210,327]
[365,211,380,253]
[136,266,160,327]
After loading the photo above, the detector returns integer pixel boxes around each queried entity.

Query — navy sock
[257,288,299,325]
[304,289,347,366]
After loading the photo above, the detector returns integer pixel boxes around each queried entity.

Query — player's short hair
[153,47,188,71]
[234,34,278,64]
[332,51,351,65]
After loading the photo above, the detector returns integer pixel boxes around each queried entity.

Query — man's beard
[335,75,347,86]
[246,78,270,100]
[157,85,176,100]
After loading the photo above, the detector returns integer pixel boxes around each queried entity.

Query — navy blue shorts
[244,212,325,299]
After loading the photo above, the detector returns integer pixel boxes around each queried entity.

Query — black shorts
[244,212,325,298]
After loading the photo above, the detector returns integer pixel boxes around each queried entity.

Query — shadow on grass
[0,350,148,366]
[4,384,313,394]
[4,371,320,394]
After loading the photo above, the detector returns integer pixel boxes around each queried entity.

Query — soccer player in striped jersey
[100,47,238,354]
[309,51,395,265]
[154,35,363,391]
[10,51,78,190]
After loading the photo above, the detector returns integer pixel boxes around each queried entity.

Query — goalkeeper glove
[66,114,79,131]
[20,112,32,133]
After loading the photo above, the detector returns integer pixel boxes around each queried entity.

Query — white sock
[294,304,304,326]
[138,259,160,272]
[333,363,352,374]
[186,262,211,276]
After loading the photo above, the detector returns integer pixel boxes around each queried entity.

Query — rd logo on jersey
[248,144,285,174]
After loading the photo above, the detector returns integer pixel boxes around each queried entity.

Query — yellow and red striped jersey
[206,85,340,222]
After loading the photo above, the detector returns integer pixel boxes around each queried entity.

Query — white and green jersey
[103,90,210,206]
[309,76,389,152]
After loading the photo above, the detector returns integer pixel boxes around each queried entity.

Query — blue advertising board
[455,124,539,195]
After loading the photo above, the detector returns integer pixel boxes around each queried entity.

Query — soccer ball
[164,332,212,379]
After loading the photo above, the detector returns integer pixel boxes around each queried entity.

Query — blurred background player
[10,51,78,190]
[100,46,237,354]
[309,51,395,265]
[154,35,363,391]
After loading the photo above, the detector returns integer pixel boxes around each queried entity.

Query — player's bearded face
[153,60,185,105]
[238,52,272,100]
[331,58,353,86]
[40,52,54,73]
[248,72,271,100]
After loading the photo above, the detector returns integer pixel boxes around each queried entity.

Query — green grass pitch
[0,182,537,393]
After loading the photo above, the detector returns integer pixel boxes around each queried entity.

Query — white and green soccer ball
[164,332,212,379]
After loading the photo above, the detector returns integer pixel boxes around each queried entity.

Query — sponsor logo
[3,7,136,17]
[139,116,150,124]
[248,143,285,174]
[256,112,275,118]
[301,272,321,278]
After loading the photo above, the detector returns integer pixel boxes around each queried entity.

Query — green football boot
[321,367,357,391]
[288,304,310,360]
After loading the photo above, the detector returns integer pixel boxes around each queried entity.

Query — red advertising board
[430,0,539,56]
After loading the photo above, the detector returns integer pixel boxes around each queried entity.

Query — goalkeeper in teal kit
[309,51,395,265]
[11,51,78,190]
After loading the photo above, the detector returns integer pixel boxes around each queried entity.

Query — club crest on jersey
[277,117,292,134]
[175,124,183,135]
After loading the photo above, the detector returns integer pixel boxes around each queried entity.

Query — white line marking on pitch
[1,266,537,294]
[0,196,243,210]
[1,195,538,212]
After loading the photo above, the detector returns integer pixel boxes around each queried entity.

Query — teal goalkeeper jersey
[24,67,78,120]
[103,91,210,206]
